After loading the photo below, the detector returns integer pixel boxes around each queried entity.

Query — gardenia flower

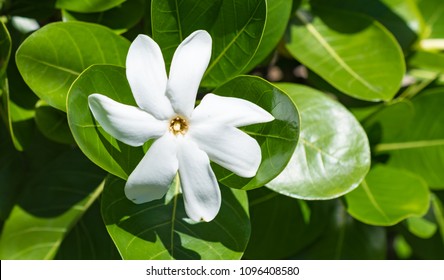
[88,30,274,222]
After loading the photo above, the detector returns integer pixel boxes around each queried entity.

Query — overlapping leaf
[370,89,444,189]
[267,83,370,199]
[16,22,130,111]
[0,148,106,259]
[285,6,405,101]
[151,0,267,87]
[101,175,250,260]
[345,165,430,226]
[56,0,125,13]
[67,66,299,190]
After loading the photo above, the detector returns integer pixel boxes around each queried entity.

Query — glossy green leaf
[267,83,370,199]
[35,101,74,144]
[345,165,430,226]
[151,0,266,87]
[372,89,444,189]
[62,0,145,34]
[212,76,299,190]
[0,149,106,259]
[312,0,425,51]
[409,50,444,72]
[296,201,386,259]
[55,200,121,260]
[16,22,130,111]
[243,188,330,259]
[285,6,405,101]
[68,66,299,189]
[56,0,125,13]
[102,175,250,260]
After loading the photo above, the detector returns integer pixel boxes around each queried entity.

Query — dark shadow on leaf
[102,175,250,260]
[18,137,106,217]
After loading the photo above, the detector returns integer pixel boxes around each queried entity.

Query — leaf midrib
[295,11,382,97]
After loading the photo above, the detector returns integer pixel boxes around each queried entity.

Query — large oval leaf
[68,66,300,190]
[345,165,430,226]
[267,83,370,199]
[370,89,444,189]
[0,149,106,260]
[151,0,267,87]
[56,0,125,13]
[285,6,405,101]
[16,22,130,111]
[101,175,250,260]
[212,76,300,190]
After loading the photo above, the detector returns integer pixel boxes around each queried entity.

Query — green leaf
[243,187,330,259]
[67,65,145,180]
[16,22,130,111]
[372,89,444,189]
[267,83,370,199]
[409,50,444,72]
[56,0,125,13]
[55,200,121,260]
[417,0,444,39]
[101,175,250,260]
[35,101,74,145]
[406,217,437,239]
[285,6,405,101]
[62,0,145,34]
[68,67,299,190]
[312,0,425,51]
[0,149,106,259]
[212,76,300,190]
[296,200,386,259]
[243,0,293,71]
[345,165,430,226]
[151,0,267,87]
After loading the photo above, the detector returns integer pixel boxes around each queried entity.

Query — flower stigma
[169,116,188,135]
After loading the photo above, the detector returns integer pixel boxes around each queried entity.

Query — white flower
[88,30,274,222]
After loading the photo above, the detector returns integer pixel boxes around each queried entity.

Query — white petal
[125,133,178,204]
[191,93,274,127]
[126,34,174,120]
[88,94,167,147]
[190,124,262,178]
[177,137,221,222]
[166,30,212,118]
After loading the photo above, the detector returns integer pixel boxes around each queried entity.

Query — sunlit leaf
[345,165,430,226]
[371,89,444,189]
[16,22,130,111]
[267,83,370,199]
[285,6,405,101]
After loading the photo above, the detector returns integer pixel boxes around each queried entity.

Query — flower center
[169,116,188,135]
